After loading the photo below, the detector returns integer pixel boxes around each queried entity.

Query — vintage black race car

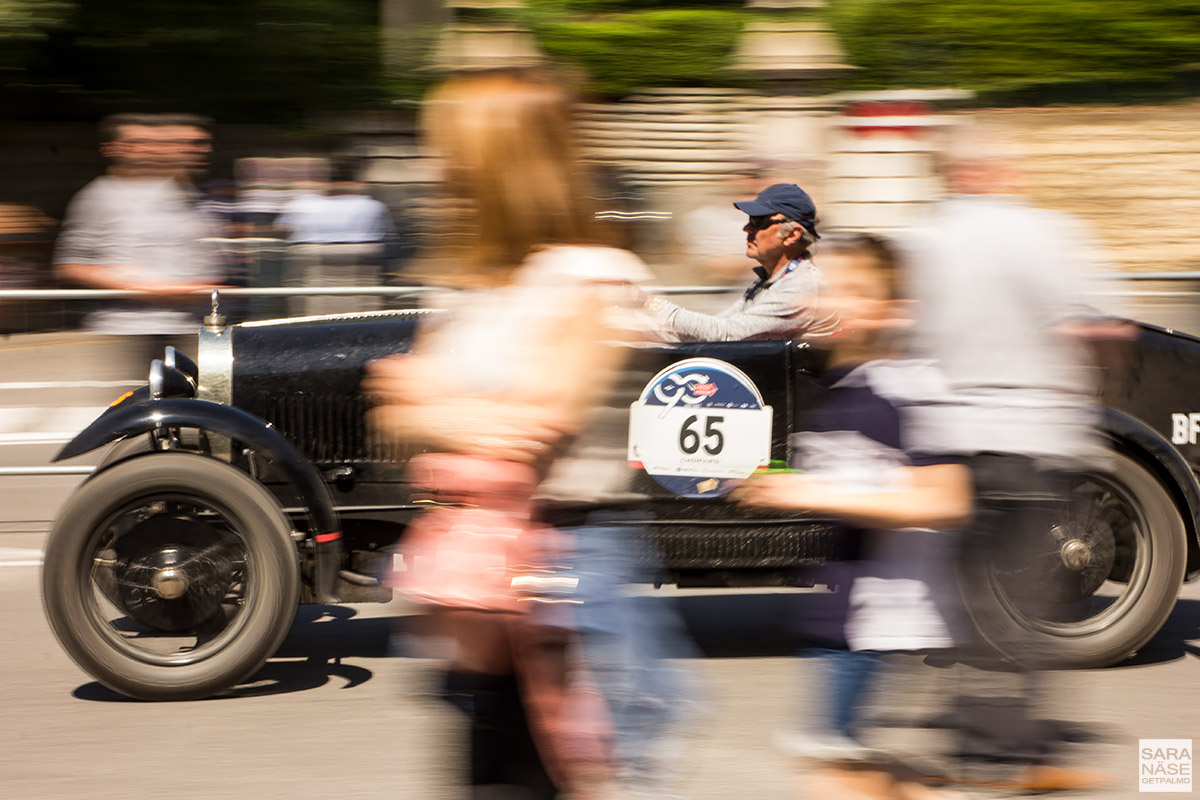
[40,299,1199,700]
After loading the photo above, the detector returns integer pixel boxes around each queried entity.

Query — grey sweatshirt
[649,258,839,342]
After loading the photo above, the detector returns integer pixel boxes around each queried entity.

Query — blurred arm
[648,267,836,342]
[735,463,973,531]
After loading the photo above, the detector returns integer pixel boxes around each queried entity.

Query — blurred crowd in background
[0,112,427,334]
[0,111,783,335]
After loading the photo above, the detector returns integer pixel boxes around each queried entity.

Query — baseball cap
[734,183,820,238]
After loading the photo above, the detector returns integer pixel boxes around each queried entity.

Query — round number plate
[628,357,772,498]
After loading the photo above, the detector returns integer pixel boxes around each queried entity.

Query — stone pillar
[823,91,970,231]
[428,0,543,72]
[730,0,853,196]
[380,0,450,75]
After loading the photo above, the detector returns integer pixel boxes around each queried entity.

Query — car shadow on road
[73,653,377,703]
[69,592,1200,701]
[1106,597,1200,668]
[72,605,407,702]
[675,590,846,658]
[673,592,1200,667]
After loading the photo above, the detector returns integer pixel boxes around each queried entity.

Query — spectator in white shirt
[275,160,399,315]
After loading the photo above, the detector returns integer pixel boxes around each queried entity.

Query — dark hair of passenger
[815,231,905,300]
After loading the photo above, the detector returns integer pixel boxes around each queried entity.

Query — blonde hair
[420,69,600,286]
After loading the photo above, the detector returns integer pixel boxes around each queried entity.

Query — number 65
[679,414,724,455]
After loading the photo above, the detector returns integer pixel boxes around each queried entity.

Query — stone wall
[973,105,1200,274]
[574,98,1200,276]
[4,102,1199,281]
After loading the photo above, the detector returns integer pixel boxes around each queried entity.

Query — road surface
[3,529,1198,799]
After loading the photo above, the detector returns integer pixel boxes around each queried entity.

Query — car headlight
[149,358,197,400]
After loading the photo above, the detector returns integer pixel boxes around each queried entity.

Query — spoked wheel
[43,453,299,700]
[960,450,1186,669]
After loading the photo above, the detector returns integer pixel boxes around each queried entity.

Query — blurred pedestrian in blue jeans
[565,515,702,796]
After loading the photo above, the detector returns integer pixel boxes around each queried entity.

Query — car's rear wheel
[959,450,1186,669]
[43,453,299,700]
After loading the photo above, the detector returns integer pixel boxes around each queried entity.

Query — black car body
[41,306,1200,700]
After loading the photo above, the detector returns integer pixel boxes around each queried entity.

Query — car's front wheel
[958,450,1187,669]
[42,453,299,700]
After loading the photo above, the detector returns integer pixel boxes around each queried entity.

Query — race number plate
[628,357,772,497]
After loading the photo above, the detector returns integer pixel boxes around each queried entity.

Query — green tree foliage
[829,0,1200,98]
[522,1,745,98]
[0,0,72,72]
[0,0,71,40]
[6,0,383,122]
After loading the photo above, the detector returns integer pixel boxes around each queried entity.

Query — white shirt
[276,193,394,244]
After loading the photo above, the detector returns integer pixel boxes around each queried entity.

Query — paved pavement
[4,527,1199,799]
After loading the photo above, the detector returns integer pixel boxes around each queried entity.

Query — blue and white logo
[628,357,772,498]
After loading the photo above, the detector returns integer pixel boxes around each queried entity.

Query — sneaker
[775,729,879,762]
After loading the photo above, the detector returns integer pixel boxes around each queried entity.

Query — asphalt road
[3,529,1198,800]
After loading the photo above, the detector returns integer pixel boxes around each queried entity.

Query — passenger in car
[640,183,840,342]
[736,231,973,800]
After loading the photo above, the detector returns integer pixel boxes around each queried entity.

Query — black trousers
[439,671,559,800]
[949,453,1071,765]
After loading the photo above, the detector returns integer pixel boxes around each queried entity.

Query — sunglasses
[747,215,787,231]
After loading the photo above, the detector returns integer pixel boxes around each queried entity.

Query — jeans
[804,647,883,741]
[565,518,700,787]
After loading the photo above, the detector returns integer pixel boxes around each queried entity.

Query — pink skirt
[393,453,560,614]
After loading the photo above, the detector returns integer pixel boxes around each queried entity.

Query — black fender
[1102,407,1200,580]
[53,398,342,602]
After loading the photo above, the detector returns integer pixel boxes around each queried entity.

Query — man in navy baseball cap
[733,183,820,240]
[643,182,837,342]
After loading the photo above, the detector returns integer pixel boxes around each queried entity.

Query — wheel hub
[1042,512,1118,602]
[1059,538,1092,572]
[151,565,189,600]
[109,515,240,632]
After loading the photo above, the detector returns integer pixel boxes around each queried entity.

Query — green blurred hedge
[524,0,1200,102]
[523,3,746,98]
[7,0,1200,122]
[828,0,1200,100]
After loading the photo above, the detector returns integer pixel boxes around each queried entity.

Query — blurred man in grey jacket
[904,126,1112,793]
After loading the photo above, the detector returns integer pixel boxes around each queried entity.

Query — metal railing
[4,272,1196,303]
[0,284,736,300]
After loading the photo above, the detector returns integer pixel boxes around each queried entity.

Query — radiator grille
[261,393,397,465]
[642,522,843,569]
